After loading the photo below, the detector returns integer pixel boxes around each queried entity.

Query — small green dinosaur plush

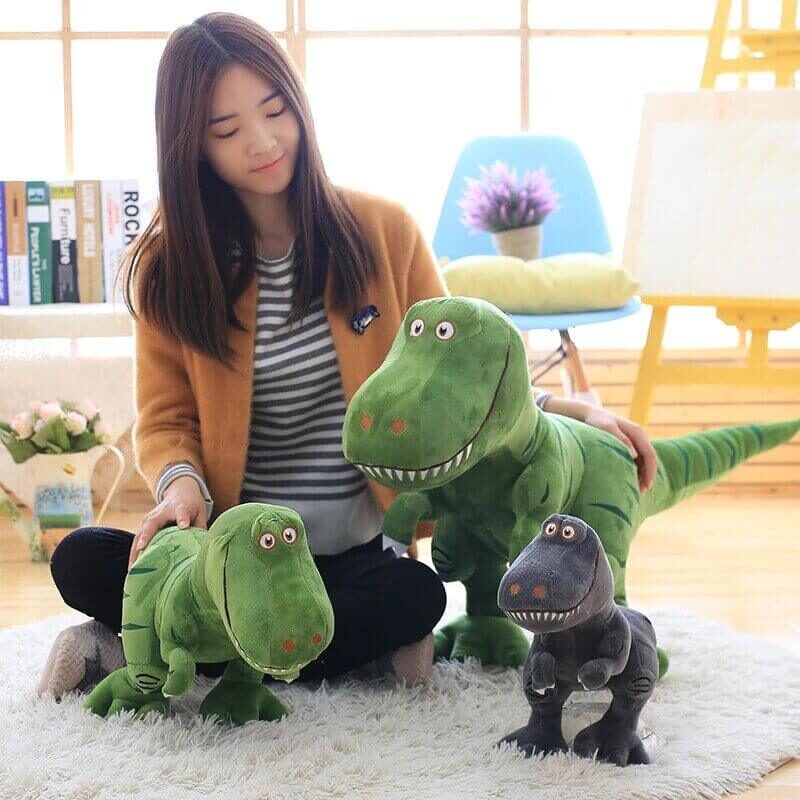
[84,502,334,725]
[342,296,800,673]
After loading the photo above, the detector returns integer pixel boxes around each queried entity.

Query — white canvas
[623,90,800,301]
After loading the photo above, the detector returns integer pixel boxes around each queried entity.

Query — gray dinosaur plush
[496,513,659,767]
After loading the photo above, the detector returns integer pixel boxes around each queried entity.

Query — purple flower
[458,161,561,234]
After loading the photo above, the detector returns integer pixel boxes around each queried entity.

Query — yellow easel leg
[630,305,668,426]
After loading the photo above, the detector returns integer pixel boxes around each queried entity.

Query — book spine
[26,181,53,305]
[100,180,123,303]
[5,181,31,306]
[49,180,79,303]
[75,179,104,303]
[0,182,7,306]
[119,179,141,305]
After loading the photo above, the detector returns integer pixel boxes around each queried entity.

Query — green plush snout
[343,297,529,491]
[204,504,334,681]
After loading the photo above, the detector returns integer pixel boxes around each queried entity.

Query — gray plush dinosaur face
[497,513,613,634]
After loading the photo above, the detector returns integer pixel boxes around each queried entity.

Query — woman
[37,13,656,698]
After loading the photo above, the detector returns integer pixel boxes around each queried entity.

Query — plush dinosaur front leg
[161,646,197,697]
[199,657,287,725]
[381,491,433,547]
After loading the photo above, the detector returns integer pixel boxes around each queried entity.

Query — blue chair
[432,134,641,402]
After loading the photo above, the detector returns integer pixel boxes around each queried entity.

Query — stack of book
[0,180,143,306]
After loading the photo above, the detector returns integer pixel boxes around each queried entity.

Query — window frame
[0,0,743,175]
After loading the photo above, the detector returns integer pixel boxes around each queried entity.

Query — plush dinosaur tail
[640,418,800,519]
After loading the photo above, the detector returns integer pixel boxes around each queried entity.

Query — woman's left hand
[582,408,657,493]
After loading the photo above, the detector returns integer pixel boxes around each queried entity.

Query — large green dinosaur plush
[85,503,334,725]
[342,296,800,673]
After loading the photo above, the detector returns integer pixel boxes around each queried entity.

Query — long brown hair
[122,12,375,364]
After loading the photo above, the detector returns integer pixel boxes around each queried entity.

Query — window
[70,1,285,32]
[71,39,166,203]
[305,0,519,30]
[306,36,520,239]
[529,36,707,251]
[0,42,65,177]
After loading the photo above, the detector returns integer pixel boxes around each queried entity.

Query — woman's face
[202,63,300,198]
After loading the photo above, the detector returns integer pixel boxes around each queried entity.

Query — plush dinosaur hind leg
[85,662,171,719]
[431,514,529,666]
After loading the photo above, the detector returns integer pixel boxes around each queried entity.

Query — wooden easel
[629,0,800,425]
[701,0,800,91]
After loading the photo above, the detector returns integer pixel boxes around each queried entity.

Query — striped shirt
[157,245,383,555]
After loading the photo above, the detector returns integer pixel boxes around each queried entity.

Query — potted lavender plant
[458,161,560,260]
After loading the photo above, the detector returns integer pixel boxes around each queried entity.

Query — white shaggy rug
[1,584,799,800]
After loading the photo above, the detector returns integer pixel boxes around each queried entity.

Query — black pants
[50,527,446,682]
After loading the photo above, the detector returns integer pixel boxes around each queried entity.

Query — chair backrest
[432,134,611,262]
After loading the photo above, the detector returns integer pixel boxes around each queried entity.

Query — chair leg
[559,330,602,406]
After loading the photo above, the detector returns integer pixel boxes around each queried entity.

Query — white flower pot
[491,224,543,260]
[28,445,125,537]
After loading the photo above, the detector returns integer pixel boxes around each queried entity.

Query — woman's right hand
[128,476,209,568]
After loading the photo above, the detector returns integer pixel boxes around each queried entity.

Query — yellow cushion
[440,252,639,314]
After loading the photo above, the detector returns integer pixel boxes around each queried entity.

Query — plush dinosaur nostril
[311,633,322,646]
[391,418,406,435]
[509,583,521,596]
[360,414,373,430]
[282,639,296,653]
[533,585,546,599]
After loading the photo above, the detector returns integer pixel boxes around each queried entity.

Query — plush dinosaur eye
[435,321,455,340]
[410,318,425,337]
[544,522,558,536]
[282,527,298,544]
[561,525,576,540]
[259,532,277,550]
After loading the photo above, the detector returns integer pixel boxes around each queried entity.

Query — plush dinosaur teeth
[359,437,483,485]
[359,438,478,485]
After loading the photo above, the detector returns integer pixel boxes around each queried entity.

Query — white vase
[29,445,125,533]
[491,224,543,260]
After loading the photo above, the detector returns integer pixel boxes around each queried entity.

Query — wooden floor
[1,492,798,797]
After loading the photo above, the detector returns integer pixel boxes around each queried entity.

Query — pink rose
[11,411,34,439]
[93,419,113,444]
[76,400,99,420]
[65,412,88,435]
[28,400,43,415]
[39,402,65,422]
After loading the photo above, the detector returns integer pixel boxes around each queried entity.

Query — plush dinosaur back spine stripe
[643,418,800,519]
